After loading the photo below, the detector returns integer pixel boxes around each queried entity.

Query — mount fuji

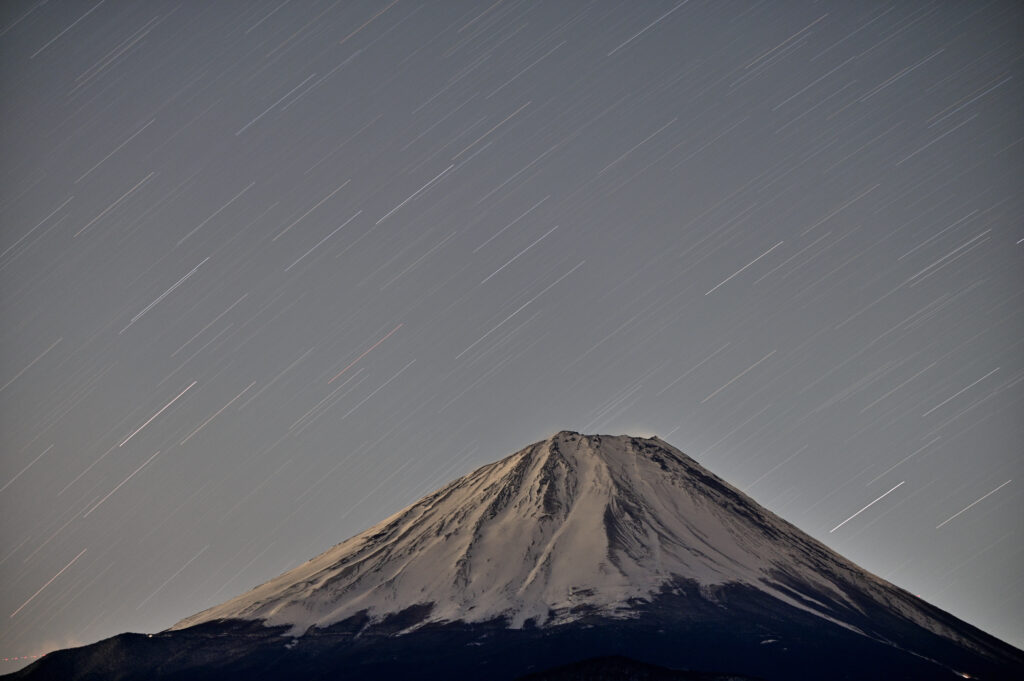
[9,432,1023,680]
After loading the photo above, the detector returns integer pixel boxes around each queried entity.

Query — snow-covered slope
[171,432,975,651]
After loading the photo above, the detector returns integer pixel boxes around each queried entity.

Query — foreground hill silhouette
[9,432,1023,680]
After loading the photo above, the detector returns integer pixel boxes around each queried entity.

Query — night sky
[2,0,1022,669]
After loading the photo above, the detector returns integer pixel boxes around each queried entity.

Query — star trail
[1,0,1022,670]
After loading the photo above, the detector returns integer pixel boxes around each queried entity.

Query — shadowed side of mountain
[8,579,1023,680]
[1,620,294,681]
[512,655,765,681]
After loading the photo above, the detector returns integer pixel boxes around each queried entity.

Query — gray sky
[2,0,1022,669]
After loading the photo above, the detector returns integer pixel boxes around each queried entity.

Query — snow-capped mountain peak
[172,432,976,651]
[22,432,1022,681]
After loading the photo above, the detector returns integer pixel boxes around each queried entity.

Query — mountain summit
[172,432,956,639]
[11,432,1024,680]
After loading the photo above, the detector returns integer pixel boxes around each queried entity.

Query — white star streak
[119,382,197,447]
[936,480,1012,529]
[600,117,677,175]
[700,351,776,403]
[272,181,350,242]
[608,1,689,56]
[338,0,400,47]
[376,165,454,224]
[830,481,905,533]
[341,360,416,420]
[922,367,999,417]
[9,549,87,618]
[328,324,403,384]
[0,338,62,395]
[74,172,155,238]
[76,118,155,183]
[0,445,54,493]
[137,545,209,609]
[800,184,879,235]
[0,197,73,262]
[487,41,565,98]
[860,362,938,413]
[905,230,991,287]
[83,450,161,518]
[453,100,531,160]
[456,261,585,359]
[177,182,255,246]
[236,74,317,135]
[285,211,361,272]
[705,242,783,294]
[180,382,255,445]
[656,343,731,396]
[120,258,210,334]
[896,114,978,166]
[473,195,549,253]
[57,445,117,497]
[745,14,828,69]
[30,0,105,58]
[237,348,315,409]
[480,225,558,285]
[865,437,940,486]
[171,294,249,357]
[290,368,365,431]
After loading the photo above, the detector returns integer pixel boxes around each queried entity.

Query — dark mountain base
[8,580,1023,681]
[512,655,765,680]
